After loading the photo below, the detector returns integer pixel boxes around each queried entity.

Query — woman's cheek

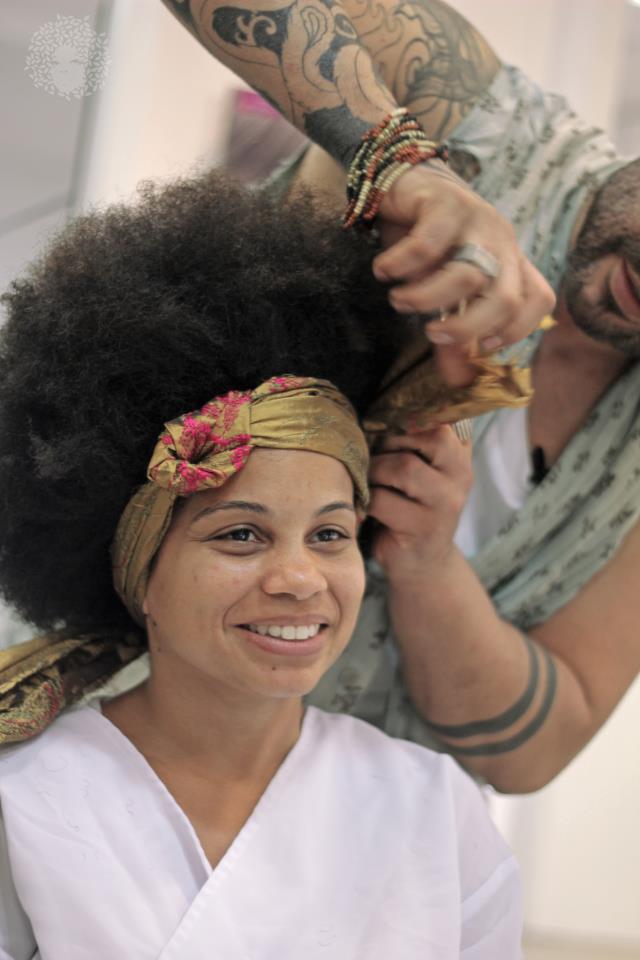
[339,551,366,609]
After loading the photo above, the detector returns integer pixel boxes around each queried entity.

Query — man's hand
[367,426,473,576]
[374,162,555,357]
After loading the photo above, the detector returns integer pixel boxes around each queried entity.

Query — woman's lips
[238,624,328,657]
[609,259,640,322]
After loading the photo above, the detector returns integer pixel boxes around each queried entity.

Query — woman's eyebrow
[190,499,355,527]
[190,501,268,525]
[316,501,356,516]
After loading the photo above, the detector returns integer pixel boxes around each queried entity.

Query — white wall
[77,0,244,208]
[491,678,640,946]
[453,0,628,132]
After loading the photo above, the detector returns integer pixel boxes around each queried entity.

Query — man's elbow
[481,760,563,795]
[459,730,593,794]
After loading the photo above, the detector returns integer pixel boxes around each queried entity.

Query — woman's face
[143,449,365,701]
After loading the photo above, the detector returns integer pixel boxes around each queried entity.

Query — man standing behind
[163,0,640,794]
[292,0,640,793]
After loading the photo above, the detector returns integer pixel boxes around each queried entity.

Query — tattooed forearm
[161,0,498,162]
[342,0,500,139]
[161,0,499,164]
[426,635,558,757]
[161,0,396,165]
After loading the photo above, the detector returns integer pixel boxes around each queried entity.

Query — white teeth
[247,624,322,640]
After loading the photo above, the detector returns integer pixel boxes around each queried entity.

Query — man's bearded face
[564,158,640,356]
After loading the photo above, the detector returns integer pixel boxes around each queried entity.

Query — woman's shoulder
[308,706,473,794]
[307,708,518,900]
[0,703,107,785]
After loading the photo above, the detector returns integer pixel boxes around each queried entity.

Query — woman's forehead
[183,449,355,518]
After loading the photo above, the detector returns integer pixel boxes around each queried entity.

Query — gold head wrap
[112,375,369,627]
[0,376,368,744]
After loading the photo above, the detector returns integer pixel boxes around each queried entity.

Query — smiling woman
[139,447,365,704]
[0,171,522,958]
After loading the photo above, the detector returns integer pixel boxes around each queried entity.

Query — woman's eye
[313,527,348,543]
[214,527,259,543]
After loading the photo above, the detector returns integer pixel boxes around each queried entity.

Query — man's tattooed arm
[425,634,560,758]
[160,0,398,165]
[342,0,501,140]
[385,537,618,793]
[162,0,498,166]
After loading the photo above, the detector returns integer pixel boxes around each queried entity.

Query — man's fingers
[434,344,477,388]
[378,428,473,480]
[372,162,555,350]
[369,446,471,510]
[424,253,524,347]
[472,258,555,351]
[505,257,556,344]
[367,485,434,534]
[388,260,490,313]
[373,200,471,283]
[369,450,446,504]
[373,234,446,285]
[383,240,526,343]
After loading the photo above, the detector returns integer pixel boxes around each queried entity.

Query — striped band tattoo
[426,634,539,739]
[427,635,558,756]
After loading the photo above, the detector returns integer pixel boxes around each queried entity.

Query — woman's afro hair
[0,170,401,633]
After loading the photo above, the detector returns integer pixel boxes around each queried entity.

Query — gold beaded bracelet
[343,108,449,230]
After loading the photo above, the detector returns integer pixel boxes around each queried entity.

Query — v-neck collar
[80,700,316,878]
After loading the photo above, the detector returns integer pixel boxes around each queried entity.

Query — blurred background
[1,2,639,957]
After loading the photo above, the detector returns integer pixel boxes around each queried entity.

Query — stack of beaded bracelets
[343,108,449,230]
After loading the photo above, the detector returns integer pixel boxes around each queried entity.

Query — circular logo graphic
[25,14,110,100]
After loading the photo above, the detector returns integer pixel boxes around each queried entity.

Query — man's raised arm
[161,0,399,166]
[344,0,500,141]
[160,0,553,365]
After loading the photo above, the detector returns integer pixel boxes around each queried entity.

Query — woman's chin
[247,666,327,701]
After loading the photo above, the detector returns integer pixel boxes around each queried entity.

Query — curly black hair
[0,171,400,633]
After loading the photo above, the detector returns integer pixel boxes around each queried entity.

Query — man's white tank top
[454,406,531,559]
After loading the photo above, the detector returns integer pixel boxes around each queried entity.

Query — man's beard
[564,246,640,356]
[563,160,640,357]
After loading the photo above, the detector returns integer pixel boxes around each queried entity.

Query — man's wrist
[382,543,462,591]
[419,157,472,190]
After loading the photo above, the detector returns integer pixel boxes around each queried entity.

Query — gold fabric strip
[363,329,533,436]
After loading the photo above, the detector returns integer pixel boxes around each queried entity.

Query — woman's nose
[261,547,328,599]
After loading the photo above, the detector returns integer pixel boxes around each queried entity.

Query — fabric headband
[111,375,369,628]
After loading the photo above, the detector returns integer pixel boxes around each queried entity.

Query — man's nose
[260,546,328,599]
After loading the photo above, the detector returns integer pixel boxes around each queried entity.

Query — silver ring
[452,418,473,443]
[451,243,501,280]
